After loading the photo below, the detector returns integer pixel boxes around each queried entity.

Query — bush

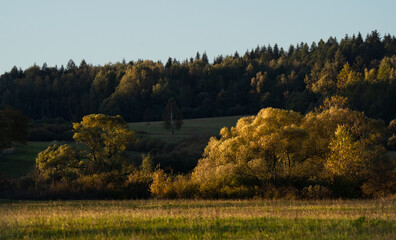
[361,158,396,198]
[150,169,175,199]
[219,186,257,199]
[387,134,396,150]
[124,170,152,198]
[150,170,198,199]
[171,175,198,198]
[302,185,333,199]
[75,171,126,198]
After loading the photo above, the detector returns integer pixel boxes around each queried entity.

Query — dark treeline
[1,30,396,122]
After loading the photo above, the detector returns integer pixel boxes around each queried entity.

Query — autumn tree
[35,144,80,182]
[250,71,268,95]
[191,108,308,196]
[336,63,361,90]
[324,125,369,180]
[388,119,396,150]
[73,114,135,173]
[36,114,135,182]
[191,105,391,198]
[318,95,350,111]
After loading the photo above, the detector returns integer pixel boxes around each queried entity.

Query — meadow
[0,199,395,239]
[0,142,51,178]
[129,115,242,143]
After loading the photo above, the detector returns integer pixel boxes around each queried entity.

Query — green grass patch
[0,142,53,178]
[0,141,79,178]
[0,199,395,239]
[388,151,396,160]
[129,115,242,143]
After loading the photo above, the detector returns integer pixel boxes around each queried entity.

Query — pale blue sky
[1,0,395,73]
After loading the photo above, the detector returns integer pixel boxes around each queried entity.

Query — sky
[1,0,395,73]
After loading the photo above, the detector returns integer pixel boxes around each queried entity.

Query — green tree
[0,111,11,152]
[1,107,29,143]
[0,108,28,154]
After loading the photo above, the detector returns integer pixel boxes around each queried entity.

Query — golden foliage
[191,106,390,197]
[35,144,79,182]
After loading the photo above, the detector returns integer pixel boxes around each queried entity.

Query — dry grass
[1,199,395,239]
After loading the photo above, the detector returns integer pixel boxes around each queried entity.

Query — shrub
[302,185,333,199]
[219,186,256,199]
[150,169,175,199]
[171,175,198,198]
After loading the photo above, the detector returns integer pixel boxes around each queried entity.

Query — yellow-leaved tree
[190,104,391,198]
[73,114,135,173]
[325,125,368,180]
[191,108,308,197]
[36,114,135,182]
[36,144,79,182]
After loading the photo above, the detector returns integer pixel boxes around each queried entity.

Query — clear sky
[1,0,395,73]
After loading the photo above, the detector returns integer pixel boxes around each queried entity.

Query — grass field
[129,115,242,143]
[0,199,395,239]
[0,142,52,178]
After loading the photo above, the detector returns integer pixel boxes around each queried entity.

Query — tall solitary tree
[162,98,183,134]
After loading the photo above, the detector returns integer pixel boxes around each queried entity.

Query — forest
[0,30,396,200]
[1,30,395,123]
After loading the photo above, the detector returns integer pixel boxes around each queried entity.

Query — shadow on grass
[4,217,395,239]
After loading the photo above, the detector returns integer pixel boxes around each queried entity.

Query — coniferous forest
[1,30,396,123]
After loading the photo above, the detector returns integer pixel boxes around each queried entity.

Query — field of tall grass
[1,199,395,239]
